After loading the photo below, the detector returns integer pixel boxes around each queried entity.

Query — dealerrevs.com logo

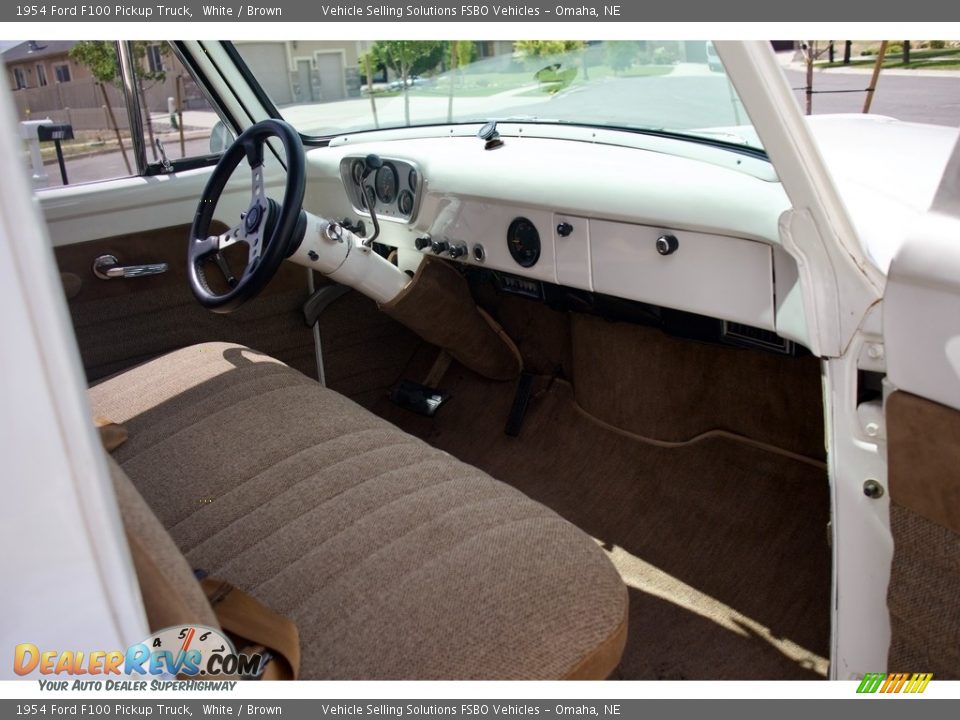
[856,673,934,694]
[14,625,266,685]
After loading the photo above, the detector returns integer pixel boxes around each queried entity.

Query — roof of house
[1,41,77,64]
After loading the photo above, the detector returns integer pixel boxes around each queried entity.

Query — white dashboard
[304,131,800,341]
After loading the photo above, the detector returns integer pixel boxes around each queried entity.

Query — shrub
[652,46,680,65]
[606,41,641,72]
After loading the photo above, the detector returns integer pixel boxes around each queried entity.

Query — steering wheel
[188,119,306,313]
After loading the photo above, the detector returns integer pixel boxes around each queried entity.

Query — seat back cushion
[107,455,219,631]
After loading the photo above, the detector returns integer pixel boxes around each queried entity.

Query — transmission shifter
[357,154,383,246]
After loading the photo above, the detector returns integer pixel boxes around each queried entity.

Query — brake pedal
[389,379,450,417]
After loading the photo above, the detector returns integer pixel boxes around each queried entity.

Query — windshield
[233,40,762,152]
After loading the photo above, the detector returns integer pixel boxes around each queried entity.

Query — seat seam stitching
[169,432,417,536]
[192,454,463,569]
[251,481,523,599]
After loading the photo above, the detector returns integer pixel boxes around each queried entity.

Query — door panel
[885,391,960,676]
[55,224,315,382]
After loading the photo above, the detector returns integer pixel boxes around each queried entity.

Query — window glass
[145,44,164,74]
[234,40,762,152]
[4,40,223,190]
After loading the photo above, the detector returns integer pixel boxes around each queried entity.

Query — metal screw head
[865,422,880,437]
[866,344,884,360]
[863,479,885,499]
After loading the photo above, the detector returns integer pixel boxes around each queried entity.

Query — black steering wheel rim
[188,118,305,313]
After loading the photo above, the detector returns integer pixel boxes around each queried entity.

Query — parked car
[706,40,723,71]
[3,39,959,683]
[387,75,431,90]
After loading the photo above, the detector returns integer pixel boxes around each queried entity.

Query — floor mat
[372,365,831,680]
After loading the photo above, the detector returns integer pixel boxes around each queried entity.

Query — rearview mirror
[209,121,236,154]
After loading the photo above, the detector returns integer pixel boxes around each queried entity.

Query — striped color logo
[856,673,933,694]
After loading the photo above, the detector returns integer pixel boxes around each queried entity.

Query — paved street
[784,68,960,127]
[29,61,960,189]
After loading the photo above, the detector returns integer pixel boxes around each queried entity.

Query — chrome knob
[656,234,679,256]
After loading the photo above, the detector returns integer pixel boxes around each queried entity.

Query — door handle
[93,254,168,280]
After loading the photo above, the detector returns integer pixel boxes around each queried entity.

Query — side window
[145,45,165,74]
[53,63,71,83]
[5,40,223,190]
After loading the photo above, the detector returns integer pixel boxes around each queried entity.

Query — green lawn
[815,46,960,71]
[369,63,676,99]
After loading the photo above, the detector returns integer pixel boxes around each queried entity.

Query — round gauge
[351,158,364,186]
[375,163,398,204]
[507,217,541,268]
[408,168,418,191]
[140,624,237,678]
[398,190,414,215]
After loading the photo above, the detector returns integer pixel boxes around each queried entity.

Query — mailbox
[37,123,74,143]
[37,122,74,186]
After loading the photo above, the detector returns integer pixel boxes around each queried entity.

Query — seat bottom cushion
[90,342,627,679]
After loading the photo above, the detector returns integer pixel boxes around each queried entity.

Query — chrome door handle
[93,254,169,280]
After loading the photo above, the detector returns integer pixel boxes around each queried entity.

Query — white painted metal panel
[554,214,591,292]
[590,220,775,329]
[885,217,960,414]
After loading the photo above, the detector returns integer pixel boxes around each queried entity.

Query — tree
[69,41,170,160]
[359,50,380,129]
[513,40,586,58]
[446,41,478,122]
[365,41,446,125]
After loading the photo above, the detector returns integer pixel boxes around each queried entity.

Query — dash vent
[721,321,793,355]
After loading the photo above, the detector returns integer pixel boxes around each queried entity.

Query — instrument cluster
[340,156,421,224]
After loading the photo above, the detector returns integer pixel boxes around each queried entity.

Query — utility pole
[863,41,888,114]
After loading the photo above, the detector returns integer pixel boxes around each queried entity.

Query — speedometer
[375,163,398,204]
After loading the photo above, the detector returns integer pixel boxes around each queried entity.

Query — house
[3,41,205,130]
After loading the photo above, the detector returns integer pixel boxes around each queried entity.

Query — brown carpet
[372,365,831,680]
[318,280,831,679]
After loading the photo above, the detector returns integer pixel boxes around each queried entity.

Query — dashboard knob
[414,236,431,251]
[448,243,467,259]
[655,234,679,256]
[430,239,449,254]
[557,222,573,237]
